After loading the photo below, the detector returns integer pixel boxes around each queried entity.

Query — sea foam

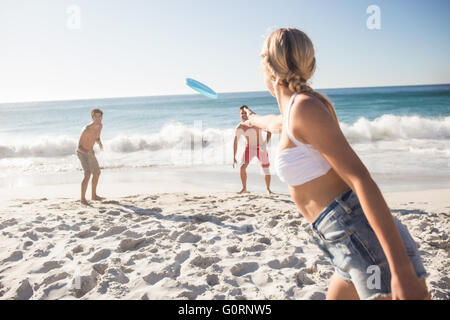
[0,115,449,159]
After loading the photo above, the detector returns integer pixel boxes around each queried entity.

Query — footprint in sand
[34,227,54,233]
[42,272,70,286]
[145,229,166,238]
[288,220,302,227]
[178,232,201,243]
[190,256,220,269]
[95,226,127,239]
[294,247,304,254]
[33,249,50,258]
[121,265,133,274]
[207,236,221,244]
[89,225,100,231]
[1,231,13,238]
[23,241,34,249]
[139,207,163,216]
[15,279,33,300]
[179,283,208,299]
[39,282,66,299]
[119,238,153,252]
[244,244,266,252]
[2,251,23,263]
[23,231,38,241]
[295,270,315,287]
[268,256,306,269]
[227,246,240,254]
[123,230,142,239]
[72,245,84,254]
[268,220,278,227]
[93,263,108,275]
[33,261,63,273]
[76,229,97,239]
[143,263,181,285]
[106,268,130,284]
[144,272,165,285]
[169,230,182,240]
[258,237,271,245]
[206,274,220,286]
[175,250,191,264]
[57,223,72,231]
[230,262,259,276]
[106,210,121,216]
[229,288,243,297]
[88,249,111,263]
[68,224,81,232]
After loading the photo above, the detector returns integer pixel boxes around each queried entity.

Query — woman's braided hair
[261,28,338,122]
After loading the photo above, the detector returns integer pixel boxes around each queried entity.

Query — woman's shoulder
[291,92,331,122]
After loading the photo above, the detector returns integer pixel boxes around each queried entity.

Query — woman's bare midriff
[288,168,351,224]
[278,92,352,223]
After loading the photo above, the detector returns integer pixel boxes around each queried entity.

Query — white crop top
[275,93,332,186]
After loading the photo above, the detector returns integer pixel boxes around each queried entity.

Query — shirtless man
[77,108,105,205]
[233,105,272,194]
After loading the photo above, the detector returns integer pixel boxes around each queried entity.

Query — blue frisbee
[186,78,217,99]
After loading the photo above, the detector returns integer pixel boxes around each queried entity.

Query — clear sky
[1,0,449,103]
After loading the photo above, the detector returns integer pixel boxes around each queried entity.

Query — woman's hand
[243,106,256,117]
[240,109,282,133]
[390,270,429,300]
[243,120,253,127]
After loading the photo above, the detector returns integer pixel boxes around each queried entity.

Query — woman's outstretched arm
[244,107,282,134]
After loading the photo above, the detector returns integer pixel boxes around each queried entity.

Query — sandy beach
[1,0,449,304]
[0,182,448,300]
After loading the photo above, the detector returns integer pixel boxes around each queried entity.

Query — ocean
[1,84,449,192]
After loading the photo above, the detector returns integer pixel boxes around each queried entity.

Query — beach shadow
[273,198,295,204]
[391,209,428,216]
[109,201,247,233]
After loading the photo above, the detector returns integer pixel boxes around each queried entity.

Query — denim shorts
[305,189,428,300]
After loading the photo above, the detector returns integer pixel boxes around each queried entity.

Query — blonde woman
[243,27,430,300]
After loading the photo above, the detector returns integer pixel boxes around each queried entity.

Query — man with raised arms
[233,105,272,194]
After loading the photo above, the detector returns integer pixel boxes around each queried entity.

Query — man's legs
[89,156,104,201]
[81,172,91,205]
[91,171,104,200]
[259,148,272,194]
[262,165,272,194]
[238,163,249,194]
[264,173,272,194]
[77,152,92,205]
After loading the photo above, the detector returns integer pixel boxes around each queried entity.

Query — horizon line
[1,82,449,106]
